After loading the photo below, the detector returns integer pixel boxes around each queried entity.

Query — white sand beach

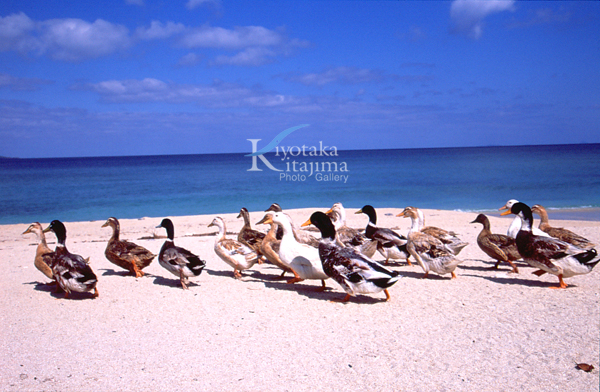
[1,208,598,391]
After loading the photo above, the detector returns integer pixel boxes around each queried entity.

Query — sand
[1,207,598,391]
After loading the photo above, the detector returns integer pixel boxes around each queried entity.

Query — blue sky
[0,0,598,158]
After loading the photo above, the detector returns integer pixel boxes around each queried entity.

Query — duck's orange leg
[330,293,351,303]
[286,269,303,284]
[550,274,568,289]
[132,261,144,278]
[384,289,391,302]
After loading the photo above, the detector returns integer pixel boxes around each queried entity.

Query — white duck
[499,199,550,238]
[260,212,328,287]
[208,217,259,279]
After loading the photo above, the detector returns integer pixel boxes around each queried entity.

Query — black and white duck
[156,218,205,289]
[501,202,598,289]
[302,211,401,302]
[43,220,98,298]
[355,205,410,264]
[326,202,377,258]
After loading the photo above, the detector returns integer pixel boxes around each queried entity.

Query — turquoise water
[1,144,598,225]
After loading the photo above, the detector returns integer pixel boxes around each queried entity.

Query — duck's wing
[372,228,406,246]
[545,227,594,248]
[328,245,399,286]
[337,226,360,244]
[240,229,266,245]
[220,238,256,257]
[55,252,97,284]
[114,240,155,259]
[410,232,442,253]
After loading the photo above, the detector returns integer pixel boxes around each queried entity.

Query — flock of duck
[22,200,599,302]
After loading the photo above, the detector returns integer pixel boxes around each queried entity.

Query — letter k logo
[246,124,309,172]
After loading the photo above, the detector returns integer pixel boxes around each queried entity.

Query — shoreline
[3,205,599,227]
[2,207,599,391]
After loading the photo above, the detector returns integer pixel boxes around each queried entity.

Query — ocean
[1,144,599,225]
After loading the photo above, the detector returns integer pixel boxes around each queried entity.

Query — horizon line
[2,141,598,160]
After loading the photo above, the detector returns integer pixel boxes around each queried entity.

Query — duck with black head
[302,211,401,303]
[501,202,599,289]
[43,220,98,299]
[156,218,206,289]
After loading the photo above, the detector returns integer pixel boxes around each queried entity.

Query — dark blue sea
[1,144,599,225]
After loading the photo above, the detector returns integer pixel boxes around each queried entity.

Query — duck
[237,207,266,261]
[302,211,401,302]
[256,212,294,277]
[156,218,205,289]
[208,216,259,279]
[260,212,328,287]
[470,214,521,273]
[326,202,377,258]
[499,199,550,238]
[42,220,99,298]
[265,203,320,247]
[501,202,599,289]
[102,217,156,277]
[531,204,595,249]
[399,207,463,279]
[410,207,468,255]
[355,205,410,264]
[22,222,55,281]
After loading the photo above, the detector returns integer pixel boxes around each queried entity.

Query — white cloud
[212,47,276,66]
[0,12,131,61]
[176,52,203,67]
[178,25,284,49]
[279,67,433,86]
[0,13,37,51]
[0,12,308,66]
[450,0,515,39]
[136,20,186,40]
[76,78,294,108]
[186,0,220,10]
[280,67,386,86]
[40,18,131,61]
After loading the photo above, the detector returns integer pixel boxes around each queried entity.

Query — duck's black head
[265,203,282,213]
[501,202,534,228]
[356,205,377,224]
[43,220,67,244]
[156,218,175,240]
[302,211,336,240]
